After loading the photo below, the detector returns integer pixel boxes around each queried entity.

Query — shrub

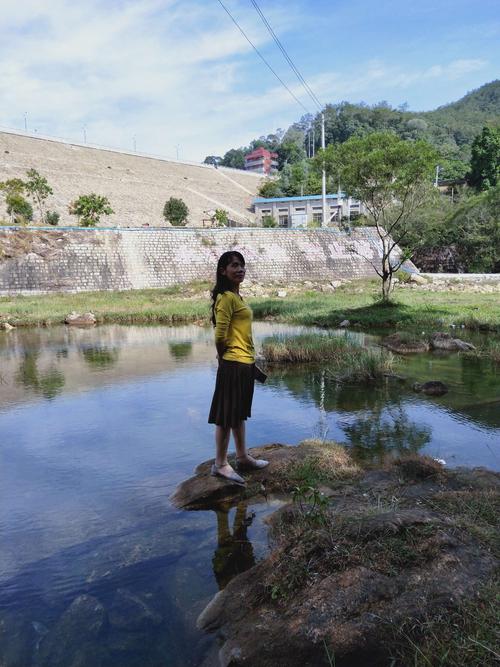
[214,208,228,226]
[45,211,60,226]
[163,197,189,226]
[6,194,33,224]
[262,215,277,228]
[69,194,114,227]
[307,219,321,229]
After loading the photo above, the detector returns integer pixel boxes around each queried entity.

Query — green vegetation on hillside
[215,80,500,186]
[404,183,500,273]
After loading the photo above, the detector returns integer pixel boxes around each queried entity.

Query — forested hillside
[209,80,500,181]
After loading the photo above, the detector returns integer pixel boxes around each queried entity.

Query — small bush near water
[261,333,395,382]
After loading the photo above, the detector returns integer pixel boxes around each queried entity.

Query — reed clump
[261,333,396,382]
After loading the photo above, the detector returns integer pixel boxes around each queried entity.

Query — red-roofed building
[244,147,278,175]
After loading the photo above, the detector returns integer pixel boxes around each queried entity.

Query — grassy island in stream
[261,333,396,382]
[0,279,499,333]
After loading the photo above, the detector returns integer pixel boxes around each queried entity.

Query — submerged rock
[430,332,476,352]
[0,610,36,667]
[38,595,107,667]
[108,588,162,630]
[413,380,449,396]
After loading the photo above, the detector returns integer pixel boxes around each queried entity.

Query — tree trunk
[381,273,393,301]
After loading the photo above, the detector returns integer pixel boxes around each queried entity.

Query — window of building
[260,209,271,214]
[278,208,288,212]
[278,214,289,227]
[294,207,306,212]
[312,212,323,223]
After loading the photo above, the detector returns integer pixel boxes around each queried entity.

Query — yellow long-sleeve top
[214,291,255,364]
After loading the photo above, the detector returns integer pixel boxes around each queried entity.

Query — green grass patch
[0,280,499,335]
[0,283,211,327]
[261,333,396,381]
[250,282,500,333]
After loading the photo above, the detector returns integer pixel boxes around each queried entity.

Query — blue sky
[0,0,498,161]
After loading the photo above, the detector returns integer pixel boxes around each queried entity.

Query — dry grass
[272,439,361,492]
[393,454,446,481]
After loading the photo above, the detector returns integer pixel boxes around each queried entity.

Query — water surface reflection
[0,322,498,666]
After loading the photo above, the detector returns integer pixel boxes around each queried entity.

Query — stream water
[0,322,498,666]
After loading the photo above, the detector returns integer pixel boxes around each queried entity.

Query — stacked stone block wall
[0,227,399,294]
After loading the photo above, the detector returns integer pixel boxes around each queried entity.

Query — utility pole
[83,125,87,143]
[312,124,315,157]
[434,165,440,187]
[175,145,180,160]
[321,111,327,227]
[24,112,28,131]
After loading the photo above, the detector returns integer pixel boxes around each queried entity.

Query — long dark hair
[210,251,245,326]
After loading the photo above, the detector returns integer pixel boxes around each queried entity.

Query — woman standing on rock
[208,251,268,484]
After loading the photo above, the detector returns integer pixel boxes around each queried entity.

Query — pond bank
[1,278,499,333]
[172,441,499,667]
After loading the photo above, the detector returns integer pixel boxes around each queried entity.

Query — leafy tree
[69,194,114,227]
[6,193,33,224]
[25,169,53,223]
[214,208,229,226]
[276,141,306,169]
[221,148,246,169]
[0,178,26,197]
[163,197,189,226]
[468,126,500,190]
[257,180,282,198]
[203,155,222,166]
[319,133,437,300]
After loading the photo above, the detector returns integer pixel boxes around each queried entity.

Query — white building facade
[253,194,363,227]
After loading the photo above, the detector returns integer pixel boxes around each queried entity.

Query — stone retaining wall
[0,227,400,294]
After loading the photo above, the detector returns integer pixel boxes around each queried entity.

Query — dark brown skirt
[208,360,255,428]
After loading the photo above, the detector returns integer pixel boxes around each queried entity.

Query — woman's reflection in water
[212,502,256,590]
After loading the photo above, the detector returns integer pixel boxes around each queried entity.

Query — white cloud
[0,0,303,158]
[0,1,491,161]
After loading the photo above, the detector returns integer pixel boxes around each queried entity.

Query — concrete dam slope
[0,131,263,227]
[0,227,397,294]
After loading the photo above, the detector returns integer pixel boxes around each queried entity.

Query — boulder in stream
[430,332,476,352]
[382,333,429,354]
[65,312,97,326]
[170,441,360,510]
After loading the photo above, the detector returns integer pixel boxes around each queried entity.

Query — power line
[249,0,324,111]
[216,0,310,114]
